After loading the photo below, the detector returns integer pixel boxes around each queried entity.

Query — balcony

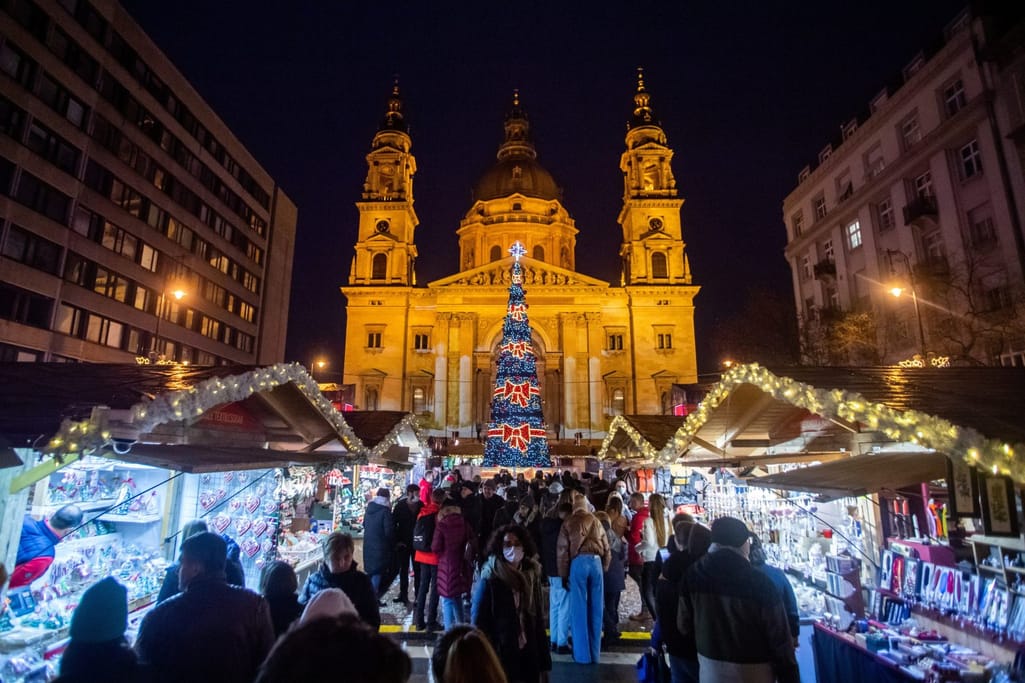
[903,196,938,225]
[813,260,836,280]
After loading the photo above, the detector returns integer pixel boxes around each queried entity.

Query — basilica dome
[472,91,562,203]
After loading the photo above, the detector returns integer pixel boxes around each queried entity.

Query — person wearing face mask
[610,480,633,522]
[297,532,380,629]
[472,524,551,683]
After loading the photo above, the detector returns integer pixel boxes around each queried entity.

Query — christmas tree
[484,242,552,468]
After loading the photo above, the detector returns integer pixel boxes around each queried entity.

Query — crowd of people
[52,468,802,683]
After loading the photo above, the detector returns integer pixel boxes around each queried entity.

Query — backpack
[412,512,437,552]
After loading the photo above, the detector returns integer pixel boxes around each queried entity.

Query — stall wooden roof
[0,364,424,488]
[598,364,1025,483]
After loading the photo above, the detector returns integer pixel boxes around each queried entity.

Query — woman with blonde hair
[435,627,508,683]
[637,494,669,622]
[605,495,629,541]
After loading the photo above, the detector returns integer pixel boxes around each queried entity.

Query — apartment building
[782,8,1025,366]
[0,0,296,364]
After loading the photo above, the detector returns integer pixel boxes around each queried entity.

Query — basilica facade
[340,73,699,441]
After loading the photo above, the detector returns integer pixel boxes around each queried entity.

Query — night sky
[121,0,966,374]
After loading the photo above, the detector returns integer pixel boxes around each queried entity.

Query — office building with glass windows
[0,0,295,364]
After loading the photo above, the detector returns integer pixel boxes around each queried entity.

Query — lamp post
[886,249,927,359]
[149,287,186,361]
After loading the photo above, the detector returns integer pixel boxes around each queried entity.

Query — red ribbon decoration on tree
[493,379,541,407]
[508,303,527,321]
[498,340,532,358]
[487,422,547,452]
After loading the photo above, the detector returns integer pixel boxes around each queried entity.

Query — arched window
[611,388,625,416]
[533,245,544,262]
[365,387,379,411]
[651,252,668,279]
[490,245,502,262]
[371,253,387,280]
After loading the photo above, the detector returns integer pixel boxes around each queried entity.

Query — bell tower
[617,68,691,286]
[349,79,419,285]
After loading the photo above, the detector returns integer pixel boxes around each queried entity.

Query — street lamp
[886,249,927,359]
[149,287,187,361]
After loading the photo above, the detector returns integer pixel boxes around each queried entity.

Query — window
[878,198,896,231]
[813,195,827,219]
[371,253,387,280]
[823,239,834,263]
[651,252,668,278]
[800,255,812,281]
[608,334,624,351]
[959,139,982,179]
[818,145,832,164]
[842,120,858,140]
[0,94,26,140]
[512,202,522,211]
[984,285,1013,312]
[798,167,810,183]
[611,388,625,416]
[367,332,382,348]
[2,225,61,274]
[13,171,70,224]
[490,245,502,262]
[845,220,862,250]
[0,42,35,89]
[900,113,921,150]
[864,143,885,178]
[532,245,544,261]
[35,72,87,129]
[791,211,804,238]
[914,171,933,198]
[836,169,853,201]
[943,79,966,117]
[412,387,426,414]
[414,333,430,350]
[903,55,925,81]
[825,286,840,311]
[26,122,81,175]
[657,333,672,349]
[922,230,946,266]
[968,204,997,249]
[365,388,379,411]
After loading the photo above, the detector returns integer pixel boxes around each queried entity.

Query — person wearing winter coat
[297,532,380,629]
[626,493,651,619]
[260,560,303,637]
[135,533,275,683]
[478,480,504,559]
[677,517,799,683]
[750,535,801,644]
[595,511,627,648]
[471,524,552,683]
[414,488,446,631]
[557,494,611,664]
[637,494,671,622]
[432,502,477,629]
[656,521,711,683]
[363,487,395,599]
[392,484,424,604]
[540,502,572,654]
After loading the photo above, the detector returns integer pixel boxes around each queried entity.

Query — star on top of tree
[509,241,527,261]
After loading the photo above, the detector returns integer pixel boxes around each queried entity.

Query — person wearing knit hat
[298,588,358,626]
[56,577,144,683]
[677,516,800,683]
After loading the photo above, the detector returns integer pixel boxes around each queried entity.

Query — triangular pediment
[428,256,609,288]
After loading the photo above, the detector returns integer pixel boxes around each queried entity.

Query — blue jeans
[569,554,604,664]
[548,576,570,647]
[667,653,699,683]
[440,595,465,630]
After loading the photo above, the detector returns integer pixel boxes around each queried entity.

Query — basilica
[340,72,699,443]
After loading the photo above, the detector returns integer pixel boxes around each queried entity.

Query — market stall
[0,363,426,680]
[601,363,1025,679]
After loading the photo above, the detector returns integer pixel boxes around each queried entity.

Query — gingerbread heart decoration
[228,499,242,513]
[212,514,231,534]
[252,519,269,538]
[199,493,216,511]
[215,488,227,502]
[241,539,261,558]
[263,500,277,516]
[238,471,249,484]
[235,518,252,536]
[245,495,261,515]
[261,538,273,554]
[224,471,234,484]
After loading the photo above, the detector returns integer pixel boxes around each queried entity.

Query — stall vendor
[10,504,83,588]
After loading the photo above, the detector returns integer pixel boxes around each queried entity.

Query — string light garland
[40,363,424,467]
[598,362,1025,483]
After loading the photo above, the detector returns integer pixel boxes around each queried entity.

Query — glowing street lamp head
[170,288,187,300]
[316,359,327,370]
[889,286,904,298]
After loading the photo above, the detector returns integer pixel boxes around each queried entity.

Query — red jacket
[628,505,650,567]
[419,478,433,506]
[414,502,440,566]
